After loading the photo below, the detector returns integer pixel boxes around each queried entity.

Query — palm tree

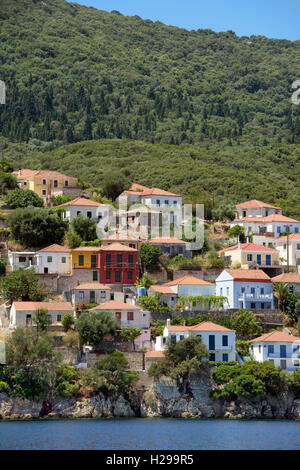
[227,225,245,244]
[272,282,290,312]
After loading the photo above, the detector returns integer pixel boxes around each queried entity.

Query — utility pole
[284,224,293,272]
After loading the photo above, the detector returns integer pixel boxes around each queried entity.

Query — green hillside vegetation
[4,138,300,219]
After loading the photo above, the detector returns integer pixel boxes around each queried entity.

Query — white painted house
[57,197,110,223]
[155,320,236,362]
[8,250,36,271]
[250,331,300,372]
[275,233,300,268]
[34,244,71,275]
[10,301,74,327]
[235,199,282,220]
[215,269,274,310]
[72,283,112,305]
[89,300,151,349]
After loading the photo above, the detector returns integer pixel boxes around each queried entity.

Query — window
[209,353,215,361]
[106,271,111,280]
[90,291,95,303]
[44,267,48,274]
[260,287,264,295]
[156,200,160,206]
[128,254,134,268]
[226,287,229,296]
[78,255,84,266]
[77,211,81,216]
[128,271,133,281]
[251,287,255,295]
[106,254,111,267]
[277,226,281,234]
[19,256,26,263]
[47,256,52,263]
[293,345,300,353]
[222,354,228,362]
[57,314,62,322]
[100,290,106,299]
[297,244,300,251]
[61,257,66,263]
[127,312,134,321]
[220,288,223,295]
[247,254,253,262]
[64,180,69,187]
[295,228,299,233]
[92,271,98,281]
[115,312,121,322]
[251,303,256,309]
[115,271,121,282]
[54,180,58,188]
[117,254,122,267]
[164,200,169,205]
[222,335,228,347]
[268,345,274,355]
[79,291,84,300]
[241,287,245,293]
[259,345,261,353]
[171,336,176,345]
[173,201,177,206]
[87,211,92,218]
[42,179,47,185]
[179,335,184,341]
[294,360,300,367]
[42,190,47,196]
[91,255,97,268]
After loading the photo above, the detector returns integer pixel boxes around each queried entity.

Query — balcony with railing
[238,293,273,302]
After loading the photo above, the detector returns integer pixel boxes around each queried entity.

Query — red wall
[98,249,139,284]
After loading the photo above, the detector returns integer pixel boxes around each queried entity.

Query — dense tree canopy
[6,188,44,208]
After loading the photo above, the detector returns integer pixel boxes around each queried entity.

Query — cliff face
[1,381,300,420]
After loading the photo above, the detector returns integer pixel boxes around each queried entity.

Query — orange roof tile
[13,301,73,311]
[251,331,300,343]
[149,237,187,245]
[272,273,300,284]
[124,183,181,198]
[89,301,140,311]
[167,321,234,333]
[224,269,271,282]
[275,233,300,242]
[73,283,111,290]
[72,246,101,252]
[233,214,300,224]
[102,234,143,242]
[236,200,281,210]
[38,244,71,253]
[57,197,106,208]
[13,169,76,181]
[165,275,214,286]
[100,243,137,252]
[151,285,176,294]
[219,243,277,253]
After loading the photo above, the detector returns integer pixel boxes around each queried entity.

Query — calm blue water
[0,418,299,450]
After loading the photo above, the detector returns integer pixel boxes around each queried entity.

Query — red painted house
[98,243,139,285]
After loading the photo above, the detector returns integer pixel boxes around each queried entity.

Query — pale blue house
[215,269,274,310]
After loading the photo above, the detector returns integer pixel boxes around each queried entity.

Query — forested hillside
[2,0,300,217]
[2,0,300,146]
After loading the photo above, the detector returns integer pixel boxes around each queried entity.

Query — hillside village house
[34,244,71,275]
[155,320,236,362]
[98,243,139,285]
[117,183,183,224]
[71,246,101,283]
[250,331,300,371]
[272,273,300,294]
[101,233,143,250]
[12,169,80,204]
[72,283,112,305]
[117,205,162,238]
[57,197,110,223]
[235,200,282,220]
[148,237,192,258]
[218,242,281,274]
[215,269,274,310]
[149,275,215,310]
[8,250,36,271]
[89,300,150,349]
[10,301,74,327]
[230,213,300,247]
[275,233,300,268]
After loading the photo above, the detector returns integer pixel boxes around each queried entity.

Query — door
[26,314,32,326]
[91,255,97,268]
[89,291,95,304]
[257,254,262,265]
[209,335,215,351]
[280,360,287,370]
[115,312,121,322]
[280,345,287,358]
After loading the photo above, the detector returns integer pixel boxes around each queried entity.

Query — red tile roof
[149,237,187,245]
[271,273,300,284]
[89,301,140,311]
[233,214,300,223]
[38,244,71,253]
[219,243,277,253]
[73,283,111,290]
[236,200,281,210]
[72,246,101,252]
[223,269,271,282]
[13,301,73,311]
[13,169,76,180]
[251,331,300,343]
[57,197,107,208]
[150,285,176,294]
[124,183,181,198]
[165,275,214,286]
[167,321,234,333]
[100,243,137,252]
[275,233,300,242]
[102,234,143,242]
[145,351,165,359]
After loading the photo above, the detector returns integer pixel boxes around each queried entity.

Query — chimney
[166,318,171,327]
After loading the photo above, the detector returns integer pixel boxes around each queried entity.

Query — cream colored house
[275,233,300,268]
[219,242,280,269]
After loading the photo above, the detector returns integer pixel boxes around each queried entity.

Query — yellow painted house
[219,242,280,268]
[71,247,101,271]
[12,169,80,204]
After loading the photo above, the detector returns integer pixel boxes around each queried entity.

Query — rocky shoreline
[1,376,300,420]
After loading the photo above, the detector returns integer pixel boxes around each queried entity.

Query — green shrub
[56,381,79,398]
[0,381,9,393]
